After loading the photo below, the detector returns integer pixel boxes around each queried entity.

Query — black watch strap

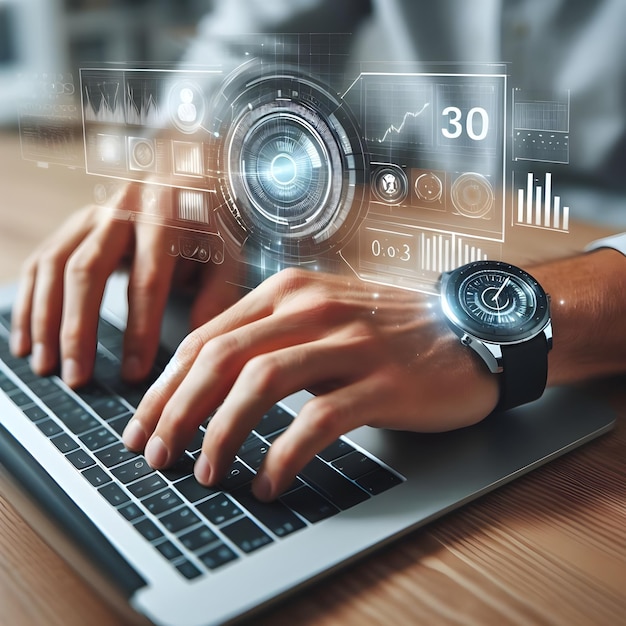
[496,333,549,412]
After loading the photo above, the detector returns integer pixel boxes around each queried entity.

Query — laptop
[0,271,615,626]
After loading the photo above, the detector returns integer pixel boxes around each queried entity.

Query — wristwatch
[439,260,553,412]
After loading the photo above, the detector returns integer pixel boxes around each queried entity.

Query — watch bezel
[440,260,551,345]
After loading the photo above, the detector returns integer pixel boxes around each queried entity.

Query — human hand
[9,183,240,387]
[123,268,499,501]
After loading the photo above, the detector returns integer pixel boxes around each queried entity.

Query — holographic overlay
[210,62,368,266]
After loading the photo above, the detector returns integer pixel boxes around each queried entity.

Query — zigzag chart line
[376,102,431,143]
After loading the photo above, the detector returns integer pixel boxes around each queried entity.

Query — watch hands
[492,277,510,308]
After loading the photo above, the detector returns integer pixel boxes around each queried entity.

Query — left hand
[123,268,498,500]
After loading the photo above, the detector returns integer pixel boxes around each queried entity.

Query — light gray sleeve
[584,233,626,257]
[181,0,371,66]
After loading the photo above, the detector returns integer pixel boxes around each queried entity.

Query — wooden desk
[1,130,625,625]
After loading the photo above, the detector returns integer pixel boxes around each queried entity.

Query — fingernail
[9,329,26,356]
[122,355,143,382]
[122,419,147,451]
[252,473,273,502]
[144,435,169,468]
[31,342,50,374]
[194,453,212,485]
[62,358,83,387]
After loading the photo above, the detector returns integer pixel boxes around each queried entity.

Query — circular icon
[235,109,333,232]
[372,165,408,204]
[212,65,368,262]
[450,172,494,218]
[167,81,206,134]
[415,172,443,203]
[131,139,155,169]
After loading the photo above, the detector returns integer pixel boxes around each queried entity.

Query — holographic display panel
[17,34,574,293]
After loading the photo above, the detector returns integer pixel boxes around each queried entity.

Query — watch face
[440,260,550,344]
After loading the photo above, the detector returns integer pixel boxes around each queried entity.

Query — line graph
[376,103,431,143]
[364,79,434,148]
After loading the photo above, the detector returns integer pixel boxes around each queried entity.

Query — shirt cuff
[584,232,626,257]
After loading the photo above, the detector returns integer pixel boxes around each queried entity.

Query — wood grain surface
[0,130,624,625]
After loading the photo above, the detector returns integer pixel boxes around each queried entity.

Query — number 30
[441,106,489,141]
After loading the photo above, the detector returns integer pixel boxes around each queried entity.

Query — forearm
[530,248,626,386]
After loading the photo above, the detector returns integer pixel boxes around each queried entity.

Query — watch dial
[460,269,536,329]
[440,260,550,344]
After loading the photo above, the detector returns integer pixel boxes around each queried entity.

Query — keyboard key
[159,453,195,482]
[143,489,183,516]
[0,309,11,329]
[36,418,63,437]
[133,518,164,542]
[237,435,269,471]
[111,457,154,484]
[196,494,242,526]
[82,465,112,487]
[118,502,143,521]
[128,475,168,499]
[356,467,403,495]
[44,395,100,435]
[173,476,218,503]
[23,405,49,423]
[0,372,17,393]
[160,507,201,534]
[155,539,183,561]
[65,449,96,470]
[89,396,129,420]
[107,413,132,436]
[219,460,254,491]
[179,526,219,553]
[176,559,203,580]
[221,517,272,553]
[75,381,110,406]
[331,451,380,480]
[280,486,339,523]
[232,486,306,538]
[7,389,34,408]
[254,405,293,437]
[318,438,355,462]
[80,427,119,451]
[51,433,79,453]
[198,543,238,570]
[95,442,138,468]
[110,380,152,409]
[186,429,205,454]
[22,376,57,398]
[300,457,369,510]
[98,483,130,507]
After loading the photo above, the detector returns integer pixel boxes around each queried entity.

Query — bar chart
[419,231,490,274]
[514,172,570,232]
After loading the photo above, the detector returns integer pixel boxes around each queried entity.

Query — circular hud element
[450,172,494,219]
[414,171,443,204]
[212,64,368,261]
[372,165,408,205]
[167,80,206,134]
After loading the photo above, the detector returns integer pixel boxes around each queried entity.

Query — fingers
[197,337,362,498]
[255,381,379,500]
[59,215,134,386]
[10,207,102,372]
[124,306,320,462]
[121,222,177,382]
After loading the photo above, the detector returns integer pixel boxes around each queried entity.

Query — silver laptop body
[0,274,615,626]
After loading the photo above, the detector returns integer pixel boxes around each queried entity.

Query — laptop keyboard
[0,309,403,580]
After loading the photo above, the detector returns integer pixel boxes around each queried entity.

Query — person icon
[177,87,197,124]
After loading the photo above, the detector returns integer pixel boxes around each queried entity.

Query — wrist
[528,247,626,386]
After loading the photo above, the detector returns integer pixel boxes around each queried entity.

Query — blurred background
[0,0,623,287]
[0,0,208,125]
